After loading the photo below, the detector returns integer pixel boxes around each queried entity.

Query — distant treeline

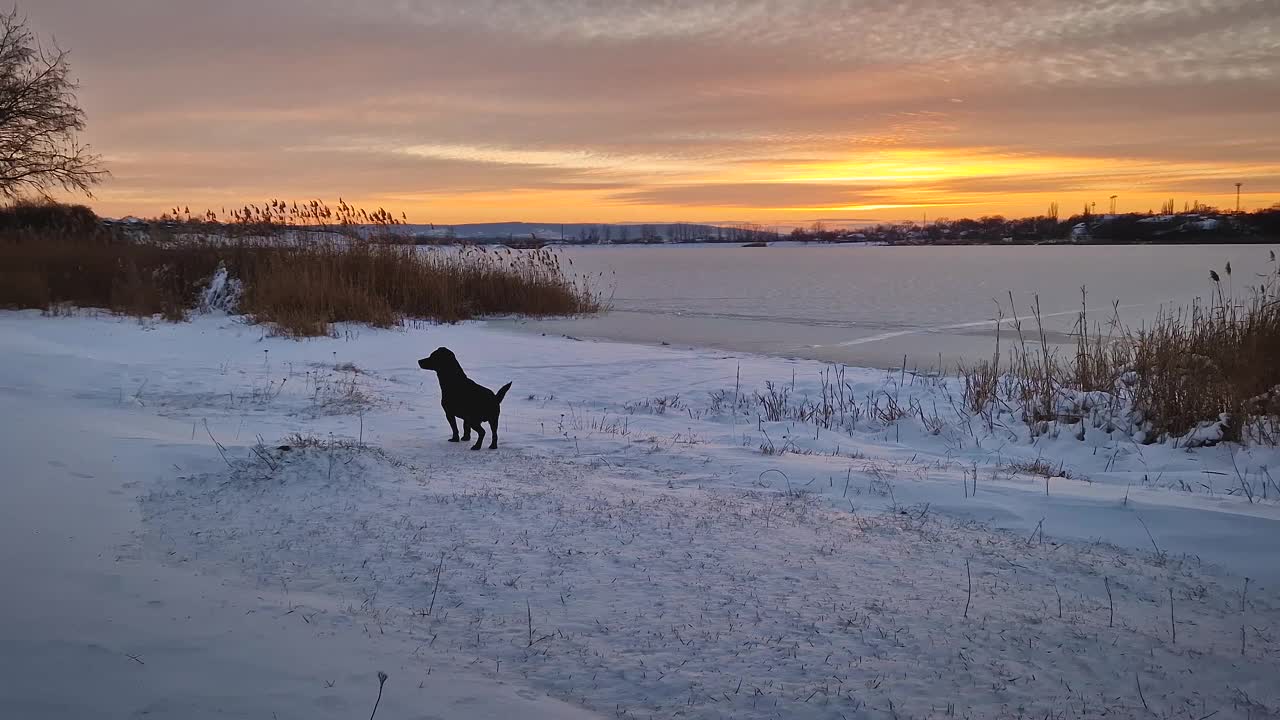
[448,222,779,246]
[788,205,1280,246]
[4,198,1278,247]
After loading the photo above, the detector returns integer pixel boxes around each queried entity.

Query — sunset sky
[34,0,1280,226]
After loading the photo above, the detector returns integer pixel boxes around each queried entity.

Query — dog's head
[418,347,462,374]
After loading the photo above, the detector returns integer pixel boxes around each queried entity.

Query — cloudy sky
[34,0,1280,224]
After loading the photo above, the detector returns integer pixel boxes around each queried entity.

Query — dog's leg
[446,414,460,442]
[488,419,498,449]
[460,417,471,441]
[469,421,485,451]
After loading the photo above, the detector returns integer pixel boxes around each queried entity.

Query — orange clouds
[32,0,1280,224]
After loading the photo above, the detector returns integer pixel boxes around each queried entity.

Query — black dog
[418,347,512,450]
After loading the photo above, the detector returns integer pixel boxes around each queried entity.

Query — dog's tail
[495,382,513,404]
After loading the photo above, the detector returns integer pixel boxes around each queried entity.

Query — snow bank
[3,309,1279,718]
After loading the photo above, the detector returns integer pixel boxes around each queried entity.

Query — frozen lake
[504,242,1280,369]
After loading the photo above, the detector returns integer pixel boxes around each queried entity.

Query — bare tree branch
[0,8,106,198]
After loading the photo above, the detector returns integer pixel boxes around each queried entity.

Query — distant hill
[100,216,777,245]
[396,222,773,243]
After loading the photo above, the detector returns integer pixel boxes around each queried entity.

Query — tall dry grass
[0,199,603,335]
[1128,258,1280,442]
[158,198,410,243]
[0,221,220,321]
[962,252,1280,444]
[236,241,601,336]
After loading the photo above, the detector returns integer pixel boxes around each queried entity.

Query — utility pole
[1109,195,1117,214]
[1235,182,1243,213]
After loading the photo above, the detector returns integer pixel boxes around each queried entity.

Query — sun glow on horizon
[68,140,1280,227]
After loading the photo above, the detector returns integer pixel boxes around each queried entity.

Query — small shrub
[0,199,99,233]
[1006,458,1074,480]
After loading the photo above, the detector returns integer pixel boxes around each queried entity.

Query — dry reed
[0,199,602,336]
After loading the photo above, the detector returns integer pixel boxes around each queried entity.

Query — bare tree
[0,9,105,197]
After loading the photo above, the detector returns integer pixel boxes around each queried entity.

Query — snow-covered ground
[2,309,1278,719]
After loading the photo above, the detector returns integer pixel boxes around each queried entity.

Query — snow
[3,309,1280,719]
[197,262,243,313]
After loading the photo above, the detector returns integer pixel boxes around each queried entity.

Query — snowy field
[2,309,1279,719]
